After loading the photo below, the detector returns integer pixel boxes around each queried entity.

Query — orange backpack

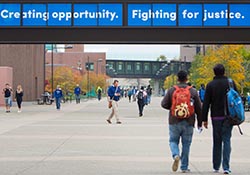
[171,86,194,119]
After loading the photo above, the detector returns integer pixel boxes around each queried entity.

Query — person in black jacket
[15,85,24,113]
[161,70,202,173]
[136,86,147,117]
[202,64,236,174]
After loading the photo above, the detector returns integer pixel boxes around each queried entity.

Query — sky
[84,44,180,61]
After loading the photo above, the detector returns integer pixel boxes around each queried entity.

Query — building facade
[0,44,45,101]
[0,44,106,101]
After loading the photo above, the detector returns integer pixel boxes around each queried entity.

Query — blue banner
[0,3,250,27]
[23,4,47,26]
[0,4,20,26]
[230,4,250,27]
[178,4,202,26]
[203,4,228,26]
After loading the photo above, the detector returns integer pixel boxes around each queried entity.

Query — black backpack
[137,91,143,100]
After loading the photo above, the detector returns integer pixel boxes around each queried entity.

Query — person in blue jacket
[74,84,81,104]
[54,85,63,110]
[106,80,121,124]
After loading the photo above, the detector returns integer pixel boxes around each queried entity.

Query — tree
[157,55,167,61]
[190,45,245,92]
[163,74,177,89]
[53,67,76,94]
[240,47,250,93]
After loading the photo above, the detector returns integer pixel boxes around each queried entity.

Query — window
[118,62,123,71]
[136,62,141,71]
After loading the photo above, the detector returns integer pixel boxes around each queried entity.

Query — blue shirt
[108,85,121,101]
[54,89,63,98]
[74,87,81,95]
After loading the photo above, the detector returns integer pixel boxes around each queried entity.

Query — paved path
[0,97,250,175]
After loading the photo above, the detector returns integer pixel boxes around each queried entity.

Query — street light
[86,56,90,99]
[49,44,73,93]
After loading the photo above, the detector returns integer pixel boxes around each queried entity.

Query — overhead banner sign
[0,3,249,27]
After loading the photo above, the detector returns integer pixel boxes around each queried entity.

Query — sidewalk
[0,97,249,175]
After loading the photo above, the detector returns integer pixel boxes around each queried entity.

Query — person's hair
[177,70,188,82]
[213,64,225,76]
[17,85,22,91]
[113,80,119,84]
[5,83,9,86]
[141,86,144,90]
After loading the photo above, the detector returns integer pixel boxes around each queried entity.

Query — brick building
[0,44,44,101]
[45,44,106,76]
[0,44,106,101]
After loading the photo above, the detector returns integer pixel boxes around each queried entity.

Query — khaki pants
[108,100,120,122]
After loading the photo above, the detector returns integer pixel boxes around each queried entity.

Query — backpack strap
[228,78,234,89]
[173,85,179,90]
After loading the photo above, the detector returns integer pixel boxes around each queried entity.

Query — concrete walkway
[0,97,249,175]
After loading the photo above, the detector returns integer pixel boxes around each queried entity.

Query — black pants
[17,99,22,108]
[137,100,145,116]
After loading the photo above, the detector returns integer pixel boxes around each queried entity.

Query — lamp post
[49,44,73,94]
[87,56,90,99]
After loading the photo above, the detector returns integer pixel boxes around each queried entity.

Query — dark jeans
[212,119,233,171]
[98,94,101,101]
[55,97,61,109]
[137,100,144,116]
[75,94,80,104]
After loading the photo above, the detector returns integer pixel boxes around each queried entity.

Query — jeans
[169,120,194,171]
[55,97,61,109]
[75,94,80,104]
[147,95,151,104]
[212,119,233,171]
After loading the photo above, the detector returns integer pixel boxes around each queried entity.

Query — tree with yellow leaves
[190,45,245,92]
[163,74,177,90]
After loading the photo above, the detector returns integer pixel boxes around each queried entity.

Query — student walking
[202,64,235,174]
[96,86,102,101]
[74,84,81,104]
[3,83,13,113]
[136,86,147,117]
[146,85,152,104]
[54,85,63,110]
[161,70,202,173]
[106,80,121,124]
[15,85,23,113]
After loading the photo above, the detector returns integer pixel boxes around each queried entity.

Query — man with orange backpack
[161,70,202,173]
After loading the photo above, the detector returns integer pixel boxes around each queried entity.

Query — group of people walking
[106,64,237,174]
[162,64,237,174]
[106,81,153,124]
[1,63,245,174]
[2,83,23,113]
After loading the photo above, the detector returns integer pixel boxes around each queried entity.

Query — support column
[154,79,159,96]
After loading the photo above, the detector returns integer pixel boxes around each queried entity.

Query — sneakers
[106,119,112,124]
[172,155,180,172]
[213,169,219,173]
[106,120,122,124]
[223,170,231,174]
[181,169,190,173]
